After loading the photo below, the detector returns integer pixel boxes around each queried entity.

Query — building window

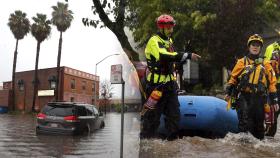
[82,81,86,90]
[48,75,56,89]
[71,79,75,89]
[70,97,75,102]
[92,82,95,92]
[17,79,24,91]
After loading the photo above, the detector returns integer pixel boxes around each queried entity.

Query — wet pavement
[1,112,280,158]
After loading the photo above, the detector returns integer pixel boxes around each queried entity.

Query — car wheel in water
[100,121,105,129]
[83,124,91,135]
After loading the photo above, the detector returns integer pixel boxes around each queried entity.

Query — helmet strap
[247,53,259,60]
[158,29,168,39]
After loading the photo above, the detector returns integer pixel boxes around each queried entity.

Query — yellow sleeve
[145,36,181,62]
[145,36,160,61]
[264,44,274,61]
[264,61,277,93]
[228,58,245,86]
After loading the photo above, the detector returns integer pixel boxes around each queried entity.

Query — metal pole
[94,53,120,109]
[94,64,97,107]
[120,80,125,158]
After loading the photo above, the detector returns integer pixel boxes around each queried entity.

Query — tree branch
[116,0,125,27]
[92,0,139,61]
[92,0,114,29]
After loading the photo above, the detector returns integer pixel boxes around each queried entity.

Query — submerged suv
[36,102,105,135]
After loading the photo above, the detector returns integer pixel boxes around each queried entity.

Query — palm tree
[51,2,74,101]
[31,13,51,112]
[7,10,30,111]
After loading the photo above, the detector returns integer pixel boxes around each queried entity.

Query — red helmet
[156,14,176,29]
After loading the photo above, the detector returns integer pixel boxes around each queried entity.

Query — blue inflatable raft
[158,95,239,137]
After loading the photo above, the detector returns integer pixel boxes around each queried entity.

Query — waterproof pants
[274,83,280,133]
[266,83,280,136]
[140,81,180,139]
[237,92,265,140]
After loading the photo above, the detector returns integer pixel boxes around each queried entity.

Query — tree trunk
[32,41,41,112]
[55,31,63,101]
[11,39,19,111]
[112,26,139,61]
[92,0,145,104]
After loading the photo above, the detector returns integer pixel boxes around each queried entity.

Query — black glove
[225,84,235,96]
[269,92,278,105]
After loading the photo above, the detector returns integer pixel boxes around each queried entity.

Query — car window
[92,107,99,116]
[77,106,87,116]
[42,105,74,116]
[85,105,94,116]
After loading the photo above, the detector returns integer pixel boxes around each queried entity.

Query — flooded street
[0,112,140,158]
[0,112,280,158]
[140,133,280,158]
[140,123,280,158]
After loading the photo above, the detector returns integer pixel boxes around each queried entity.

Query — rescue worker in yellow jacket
[264,41,280,136]
[140,14,200,140]
[225,34,278,140]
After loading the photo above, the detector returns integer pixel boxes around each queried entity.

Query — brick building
[0,66,99,112]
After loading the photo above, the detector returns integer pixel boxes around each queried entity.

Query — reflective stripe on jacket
[145,34,185,83]
[264,42,280,83]
[228,56,277,93]
[264,42,279,61]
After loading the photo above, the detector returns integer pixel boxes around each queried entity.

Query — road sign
[110,64,125,158]
[110,64,123,84]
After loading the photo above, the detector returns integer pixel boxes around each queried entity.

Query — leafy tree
[8,10,30,111]
[205,0,280,69]
[31,13,51,112]
[127,0,280,69]
[83,0,139,61]
[51,2,74,101]
[83,0,280,87]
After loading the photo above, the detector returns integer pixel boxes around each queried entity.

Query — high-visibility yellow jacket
[264,42,280,83]
[228,56,277,93]
[264,42,280,61]
[145,34,190,84]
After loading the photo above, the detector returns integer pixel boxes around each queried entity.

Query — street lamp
[94,53,120,107]
[17,79,24,91]
[48,75,57,89]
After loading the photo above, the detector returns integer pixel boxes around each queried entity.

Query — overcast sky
[0,0,141,98]
[0,0,125,83]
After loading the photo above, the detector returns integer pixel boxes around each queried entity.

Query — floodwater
[0,112,140,158]
[0,112,280,158]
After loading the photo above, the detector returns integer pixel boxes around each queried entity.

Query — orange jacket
[228,56,277,93]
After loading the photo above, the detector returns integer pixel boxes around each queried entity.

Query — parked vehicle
[36,102,105,135]
[0,106,8,114]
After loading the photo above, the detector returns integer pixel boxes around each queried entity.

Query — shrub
[113,104,128,113]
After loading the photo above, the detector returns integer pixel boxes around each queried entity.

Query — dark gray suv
[36,102,105,135]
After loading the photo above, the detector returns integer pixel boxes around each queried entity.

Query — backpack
[237,57,268,93]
